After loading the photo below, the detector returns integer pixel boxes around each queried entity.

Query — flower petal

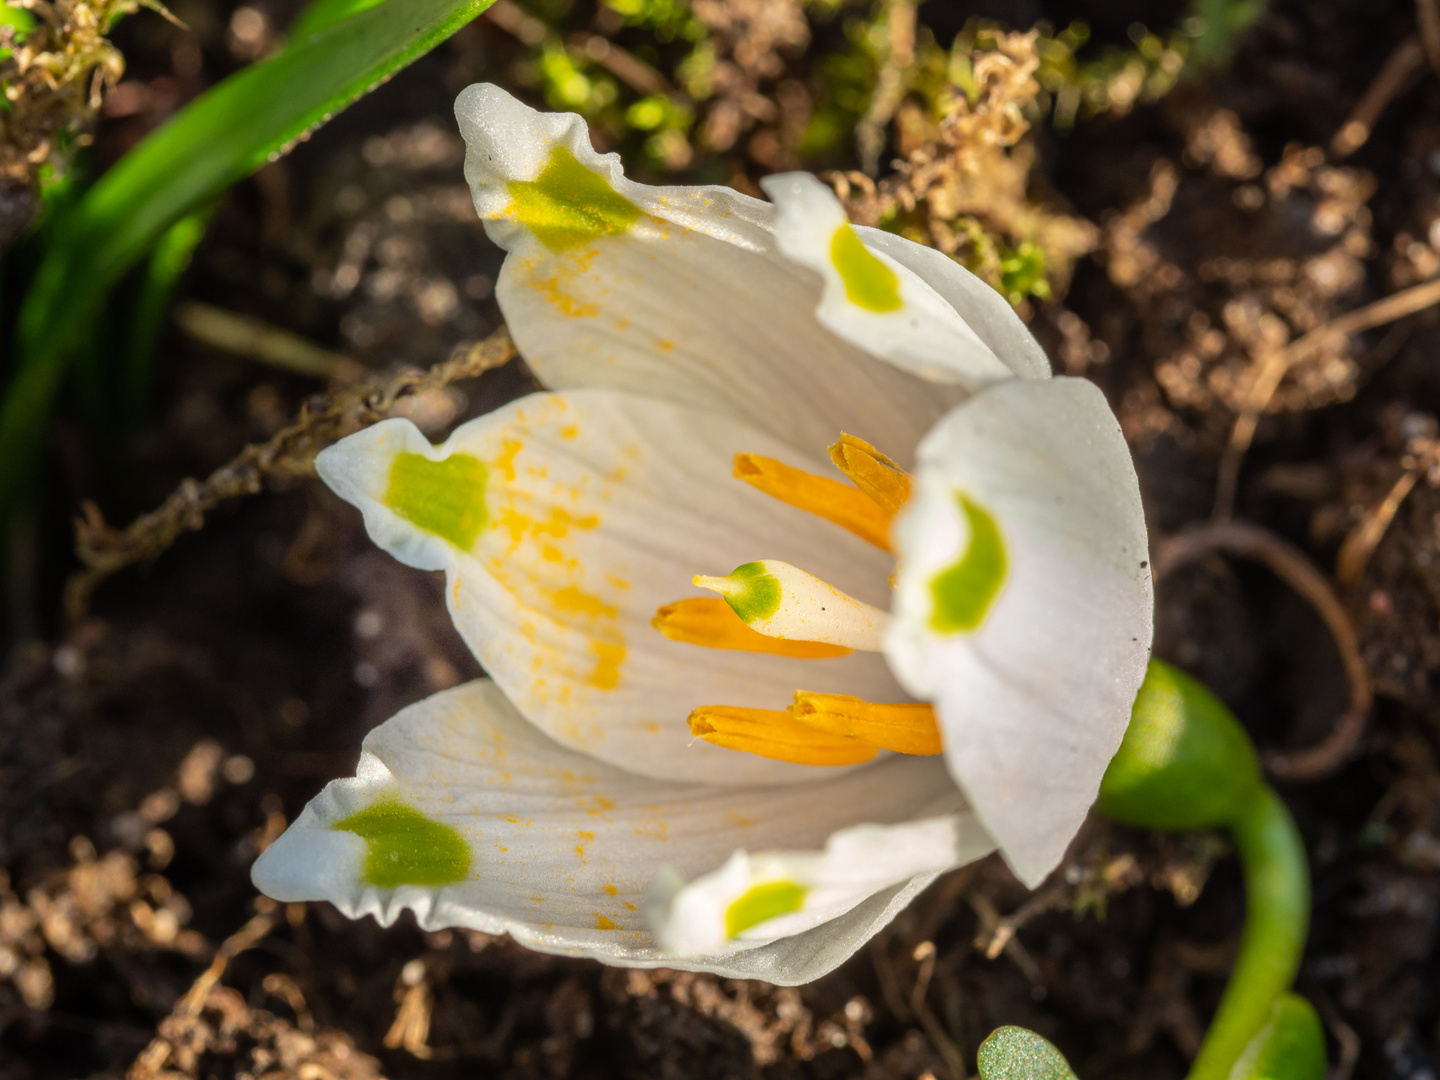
[884,377,1153,887]
[648,814,993,956]
[316,390,908,786]
[761,172,1016,389]
[453,83,967,464]
[251,680,983,984]
[857,227,1051,380]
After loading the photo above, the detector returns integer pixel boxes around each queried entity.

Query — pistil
[692,560,888,651]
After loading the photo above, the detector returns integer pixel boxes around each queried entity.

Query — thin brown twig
[973,883,1065,961]
[869,933,914,1025]
[64,328,517,620]
[1330,35,1427,158]
[1335,467,1423,586]
[128,903,281,1078]
[1213,276,1440,521]
[909,940,968,1080]
[1154,521,1373,780]
[487,0,676,98]
[1309,985,1361,1080]
[1418,0,1440,76]
[177,904,281,1017]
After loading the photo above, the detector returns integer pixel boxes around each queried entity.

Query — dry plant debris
[1104,108,1377,451]
[0,0,141,243]
[612,967,876,1069]
[1155,519,1372,780]
[0,835,205,1012]
[65,328,517,618]
[126,906,387,1080]
[832,26,1097,307]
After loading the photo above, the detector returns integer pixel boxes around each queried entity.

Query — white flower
[250,85,1152,984]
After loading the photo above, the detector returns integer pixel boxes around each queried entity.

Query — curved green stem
[1187,784,1310,1080]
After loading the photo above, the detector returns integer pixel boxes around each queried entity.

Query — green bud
[1227,994,1326,1080]
[976,1026,1078,1080]
[1097,659,1263,831]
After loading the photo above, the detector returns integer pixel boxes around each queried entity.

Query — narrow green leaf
[120,207,211,425]
[0,0,493,519]
[288,0,390,41]
[977,1027,1079,1080]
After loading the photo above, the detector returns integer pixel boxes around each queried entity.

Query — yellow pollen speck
[603,884,618,896]
[552,586,616,620]
[532,274,600,318]
[595,913,618,930]
[656,339,675,351]
[625,902,637,911]
[590,641,625,690]
[494,438,522,483]
[560,424,579,440]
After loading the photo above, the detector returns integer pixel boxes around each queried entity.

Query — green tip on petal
[385,451,488,550]
[929,494,1006,634]
[725,880,807,938]
[507,145,642,251]
[830,224,903,312]
[977,1026,1078,1080]
[333,800,471,889]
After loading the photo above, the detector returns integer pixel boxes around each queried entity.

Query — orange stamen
[827,434,913,516]
[687,705,877,766]
[652,598,852,658]
[733,453,893,551]
[790,692,942,756]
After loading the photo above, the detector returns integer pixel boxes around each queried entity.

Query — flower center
[653,433,942,767]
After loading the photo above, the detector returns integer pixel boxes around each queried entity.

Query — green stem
[1186,785,1310,1080]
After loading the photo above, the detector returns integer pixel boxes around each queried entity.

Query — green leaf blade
[0,0,494,516]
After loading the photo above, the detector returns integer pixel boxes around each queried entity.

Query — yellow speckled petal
[316,391,906,787]
[252,679,980,983]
